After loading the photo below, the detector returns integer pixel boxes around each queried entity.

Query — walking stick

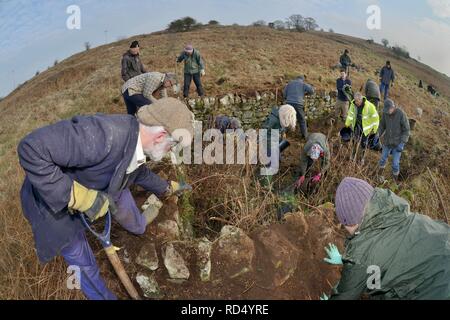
[80,211,141,300]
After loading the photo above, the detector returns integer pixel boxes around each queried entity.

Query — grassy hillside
[0,26,449,299]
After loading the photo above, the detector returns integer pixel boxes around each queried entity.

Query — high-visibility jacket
[345,98,380,136]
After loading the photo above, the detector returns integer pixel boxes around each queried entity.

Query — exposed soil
[95,199,344,300]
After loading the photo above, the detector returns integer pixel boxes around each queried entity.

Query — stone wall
[186,89,339,129]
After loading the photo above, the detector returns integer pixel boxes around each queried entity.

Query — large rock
[141,194,163,211]
[212,225,255,279]
[141,195,163,225]
[136,243,159,271]
[156,220,180,241]
[255,228,299,287]
[197,237,213,282]
[162,243,190,280]
[136,272,162,299]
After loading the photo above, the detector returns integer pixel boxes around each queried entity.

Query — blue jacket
[18,114,169,262]
[380,66,395,85]
[283,78,315,106]
[214,115,232,134]
[337,78,352,101]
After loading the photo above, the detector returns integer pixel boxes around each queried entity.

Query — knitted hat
[130,41,139,48]
[383,98,395,114]
[184,44,194,53]
[335,177,375,226]
[137,97,196,147]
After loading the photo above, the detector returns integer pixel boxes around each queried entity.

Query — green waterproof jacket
[262,107,282,130]
[177,49,205,75]
[299,133,330,176]
[331,188,450,300]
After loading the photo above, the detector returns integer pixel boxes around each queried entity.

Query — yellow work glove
[68,181,113,222]
[165,181,193,198]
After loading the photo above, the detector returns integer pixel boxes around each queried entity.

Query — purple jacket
[18,114,168,262]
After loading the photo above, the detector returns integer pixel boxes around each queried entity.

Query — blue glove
[324,243,343,265]
[396,143,405,152]
[320,293,329,300]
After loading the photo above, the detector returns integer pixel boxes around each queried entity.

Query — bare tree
[287,14,305,32]
[84,42,91,51]
[381,38,389,47]
[304,17,319,31]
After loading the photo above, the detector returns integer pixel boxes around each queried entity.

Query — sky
[0,0,449,97]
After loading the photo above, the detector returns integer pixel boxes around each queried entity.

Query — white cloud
[379,16,450,76]
[427,0,450,18]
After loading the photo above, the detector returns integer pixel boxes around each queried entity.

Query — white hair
[140,125,171,162]
[141,125,165,135]
[279,104,297,130]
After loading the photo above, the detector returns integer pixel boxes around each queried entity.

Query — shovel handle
[104,246,141,300]
[81,212,141,300]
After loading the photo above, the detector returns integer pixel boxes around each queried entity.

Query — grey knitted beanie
[335,177,374,225]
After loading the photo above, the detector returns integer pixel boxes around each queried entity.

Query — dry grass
[0,26,449,299]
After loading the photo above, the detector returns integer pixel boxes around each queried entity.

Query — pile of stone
[186,89,338,129]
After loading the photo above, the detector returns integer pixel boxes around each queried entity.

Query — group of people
[121,41,205,115]
[16,41,449,300]
[334,57,406,181]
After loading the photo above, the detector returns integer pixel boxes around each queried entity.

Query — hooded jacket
[378,107,410,148]
[299,133,330,176]
[331,188,450,300]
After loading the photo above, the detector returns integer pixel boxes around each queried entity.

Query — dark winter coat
[121,51,147,82]
[364,79,381,100]
[337,78,352,102]
[283,78,315,106]
[262,107,282,131]
[380,66,395,85]
[340,53,352,68]
[378,108,410,148]
[18,114,169,262]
